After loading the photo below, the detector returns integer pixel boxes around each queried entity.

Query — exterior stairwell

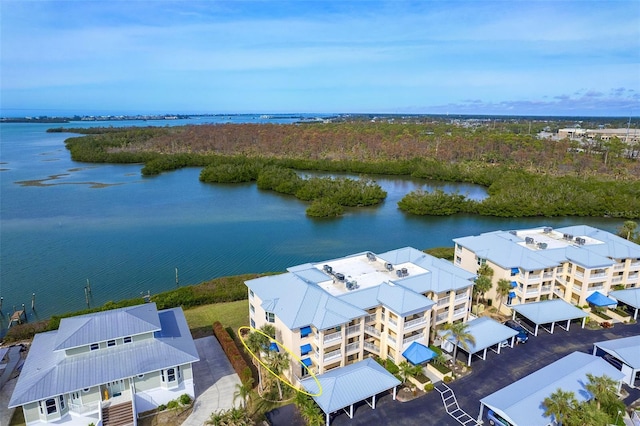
[102,401,134,426]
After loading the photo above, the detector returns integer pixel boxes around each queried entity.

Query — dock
[8,310,26,329]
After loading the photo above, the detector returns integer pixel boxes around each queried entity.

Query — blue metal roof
[594,335,640,369]
[444,317,518,354]
[511,299,587,325]
[609,288,640,309]
[300,358,401,414]
[402,342,436,365]
[586,291,617,307]
[480,352,625,426]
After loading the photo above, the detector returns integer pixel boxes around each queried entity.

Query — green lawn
[183,299,249,338]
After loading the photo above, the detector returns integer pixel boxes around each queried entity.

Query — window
[83,388,90,393]
[138,374,144,379]
[455,256,461,265]
[123,336,132,344]
[162,367,179,383]
[250,304,255,313]
[45,398,57,414]
[249,289,254,298]
[90,343,99,351]
[59,395,65,410]
[107,340,116,347]
[250,319,256,328]
[265,312,275,323]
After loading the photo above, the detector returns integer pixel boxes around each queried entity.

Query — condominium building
[245,247,475,378]
[557,128,640,144]
[453,225,640,308]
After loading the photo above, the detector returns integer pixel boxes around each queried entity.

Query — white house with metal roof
[9,303,199,426]
[453,225,640,308]
[245,247,475,378]
[478,352,625,426]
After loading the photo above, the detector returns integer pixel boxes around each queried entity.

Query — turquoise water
[0,118,624,325]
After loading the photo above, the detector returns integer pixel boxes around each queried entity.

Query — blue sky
[1,0,639,116]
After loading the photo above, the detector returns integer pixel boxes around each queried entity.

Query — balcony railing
[323,331,342,344]
[543,272,554,279]
[525,288,540,295]
[346,325,360,336]
[528,274,541,280]
[323,349,342,363]
[365,314,376,324]
[387,335,397,345]
[363,341,380,354]
[541,286,552,293]
[404,316,427,329]
[364,325,381,337]
[436,312,449,322]
[389,317,398,327]
[631,261,640,268]
[346,342,360,353]
[69,402,100,415]
[437,298,450,307]
[455,293,468,302]
[572,285,582,292]
[588,285,604,292]
[453,307,467,317]
[590,272,607,280]
[574,271,584,278]
[403,334,422,345]
[612,276,623,283]
[554,288,565,297]
[614,264,626,270]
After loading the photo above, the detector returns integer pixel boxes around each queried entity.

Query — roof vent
[385,262,394,271]
[537,242,548,249]
[575,237,586,245]
[543,227,553,233]
[509,230,517,236]
[525,237,535,245]
[346,280,359,290]
[563,233,574,240]
[395,268,409,278]
[335,272,345,281]
[366,252,376,262]
[323,264,332,274]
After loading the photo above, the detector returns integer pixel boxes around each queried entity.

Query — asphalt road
[268,320,640,426]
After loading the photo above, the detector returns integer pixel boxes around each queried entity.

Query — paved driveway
[183,336,241,426]
[270,321,640,426]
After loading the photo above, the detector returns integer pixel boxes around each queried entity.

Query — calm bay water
[0,116,624,326]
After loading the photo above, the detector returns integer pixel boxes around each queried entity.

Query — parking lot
[279,320,640,426]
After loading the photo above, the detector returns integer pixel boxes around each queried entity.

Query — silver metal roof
[54,303,162,351]
[480,352,625,426]
[300,357,401,414]
[444,317,518,354]
[594,335,640,369]
[9,306,199,407]
[610,288,640,309]
[511,299,587,325]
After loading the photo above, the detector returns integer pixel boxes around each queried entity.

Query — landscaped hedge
[212,321,252,383]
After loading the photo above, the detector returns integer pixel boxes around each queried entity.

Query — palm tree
[266,350,290,399]
[477,263,494,279]
[295,392,324,426]
[398,361,422,385]
[565,400,609,426]
[496,278,512,312]
[618,220,638,241]
[585,374,618,410]
[441,322,475,366]
[473,275,492,307]
[233,377,254,409]
[245,331,268,392]
[543,388,578,425]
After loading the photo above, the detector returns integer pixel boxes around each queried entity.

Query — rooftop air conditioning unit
[525,237,534,244]
[509,230,517,236]
[323,264,332,274]
[366,252,376,262]
[385,262,394,271]
[576,237,586,245]
[543,227,553,233]
[335,272,345,281]
[537,242,548,249]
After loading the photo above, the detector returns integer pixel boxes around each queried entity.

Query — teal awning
[586,291,617,307]
[402,342,436,365]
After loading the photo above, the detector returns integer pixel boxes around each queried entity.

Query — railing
[541,286,552,293]
[453,307,466,317]
[438,298,450,306]
[346,342,360,353]
[629,273,639,279]
[631,261,640,268]
[389,317,398,326]
[590,272,607,279]
[554,288,565,297]
[323,349,342,363]
[404,316,427,329]
[365,314,376,323]
[436,312,449,322]
[528,274,541,280]
[363,341,380,354]
[543,272,554,279]
[364,325,381,336]
[574,271,584,278]
[525,288,540,295]
[588,285,604,291]
[403,334,422,345]
[573,285,582,292]
[69,401,100,415]
[454,293,468,302]
[612,276,623,283]
[387,335,397,345]
[346,325,360,336]
[323,331,342,344]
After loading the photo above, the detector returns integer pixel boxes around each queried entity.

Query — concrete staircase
[102,401,134,426]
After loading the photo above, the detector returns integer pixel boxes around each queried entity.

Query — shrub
[443,375,453,383]
[212,321,252,381]
[179,394,192,405]
[157,404,167,411]
[385,359,400,375]
[166,400,180,410]
[424,383,434,392]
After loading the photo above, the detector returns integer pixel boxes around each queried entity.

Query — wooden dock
[8,310,26,329]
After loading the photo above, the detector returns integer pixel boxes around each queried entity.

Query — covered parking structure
[593,335,640,387]
[609,288,640,320]
[300,358,401,425]
[478,352,625,426]
[510,299,587,336]
[441,317,518,367]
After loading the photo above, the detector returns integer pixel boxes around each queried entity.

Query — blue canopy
[511,268,519,274]
[269,342,279,352]
[586,291,617,307]
[510,281,518,288]
[508,291,516,299]
[402,342,436,365]
[301,357,312,367]
[300,326,312,337]
[300,343,312,355]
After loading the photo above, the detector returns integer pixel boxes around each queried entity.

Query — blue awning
[269,342,279,352]
[586,291,617,307]
[402,342,436,365]
[301,357,312,367]
[511,268,519,274]
[300,326,312,337]
[508,291,516,299]
[300,343,312,355]
[510,281,518,288]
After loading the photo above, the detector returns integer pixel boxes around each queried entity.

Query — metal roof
[53,303,162,351]
[444,317,518,354]
[300,358,401,414]
[610,288,640,309]
[9,306,199,407]
[586,291,617,307]
[511,299,587,325]
[594,335,640,369]
[480,352,625,426]
[402,342,436,365]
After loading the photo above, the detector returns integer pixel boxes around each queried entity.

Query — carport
[478,352,625,426]
[442,317,518,366]
[510,299,587,336]
[593,335,640,387]
[609,288,640,320]
[300,358,401,425]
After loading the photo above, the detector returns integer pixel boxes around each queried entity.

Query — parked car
[504,320,529,343]
[487,409,512,426]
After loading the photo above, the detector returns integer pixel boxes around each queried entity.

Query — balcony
[574,271,584,279]
[435,312,449,322]
[346,325,360,336]
[387,335,397,346]
[631,261,640,269]
[437,298,450,307]
[403,334,423,345]
[322,331,342,344]
[572,285,583,293]
[453,307,467,317]
[543,272,554,279]
[588,285,604,292]
[528,273,541,280]
[589,272,607,280]
[69,401,100,416]
[554,288,565,297]
[364,325,381,337]
[323,349,342,363]
[389,317,398,327]
[346,342,360,353]
[525,288,540,295]
[363,341,380,354]
[454,293,468,302]
[612,276,623,283]
[404,316,427,330]
[541,285,552,293]
[365,314,376,324]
